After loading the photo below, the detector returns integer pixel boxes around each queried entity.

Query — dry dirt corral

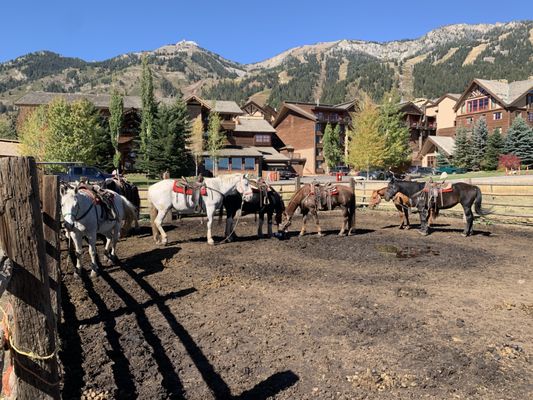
[59,210,533,400]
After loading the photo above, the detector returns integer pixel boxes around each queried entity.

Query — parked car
[436,166,467,175]
[58,165,113,183]
[356,170,387,180]
[328,166,351,176]
[273,167,298,180]
[406,166,437,179]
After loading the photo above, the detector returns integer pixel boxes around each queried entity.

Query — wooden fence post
[40,175,61,328]
[295,176,301,191]
[0,157,60,399]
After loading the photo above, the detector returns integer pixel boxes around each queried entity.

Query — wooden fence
[0,157,61,399]
[137,178,533,225]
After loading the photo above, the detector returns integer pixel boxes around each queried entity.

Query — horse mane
[207,173,243,184]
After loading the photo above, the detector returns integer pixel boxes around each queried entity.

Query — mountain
[1,21,533,109]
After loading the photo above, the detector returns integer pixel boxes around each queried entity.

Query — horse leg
[206,205,215,245]
[339,206,347,236]
[462,206,474,237]
[257,212,264,238]
[267,211,273,238]
[299,211,308,236]
[69,232,83,276]
[103,235,113,265]
[110,224,120,263]
[154,207,170,245]
[87,234,100,278]
[313,210,323,237]
[225,212,234,240]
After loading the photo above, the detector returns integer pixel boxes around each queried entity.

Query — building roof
[249,146,290,162]
[234,117,276,133]
[0,139,20,156]
[202,147,263,157]
[429,93,461,107]
[184,95,243,115]
[419,136,455,158]
[15,92,144,109]
[454,78,533,111]
[398,101,424,115]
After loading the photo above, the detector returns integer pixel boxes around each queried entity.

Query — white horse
[61,186,138,277]
[148,173,253,245]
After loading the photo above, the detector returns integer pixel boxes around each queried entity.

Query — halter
[62,199,94,222]
[237,175,253,198]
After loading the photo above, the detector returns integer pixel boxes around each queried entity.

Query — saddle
[172,176,207,211]
[422,181,453,208]
[252,178,271,207]
[78,183,117,221]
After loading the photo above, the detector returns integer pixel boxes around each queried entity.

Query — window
[204,158,213,172]
[218,158,229,170]
[493,112,502,120]
[528,112,533,123]
[255,134,270,144]
[527,93,533,107]
[244,157,255,170]
[466,117,473,125]
[231,157,242,170]
[467,97,489,113]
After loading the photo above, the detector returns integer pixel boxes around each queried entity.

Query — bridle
[62,193,95,223]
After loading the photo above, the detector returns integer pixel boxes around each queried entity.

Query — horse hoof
[316,233,323,237]
[299,232,305,237]
[208,239,215,246]
[90,270,99,278]
[418,231,428,236]
[461,233,471,237]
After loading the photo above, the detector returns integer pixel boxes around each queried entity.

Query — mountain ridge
[1,20,532,109]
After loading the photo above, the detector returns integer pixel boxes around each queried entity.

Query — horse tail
[350,192,356,229]
[120,195,138,236]
[474,186,492,216]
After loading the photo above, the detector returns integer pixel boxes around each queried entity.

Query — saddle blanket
[423,184,453,194]
[172,181,207,196]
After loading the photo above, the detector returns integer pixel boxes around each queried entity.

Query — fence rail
[136,178,533,223]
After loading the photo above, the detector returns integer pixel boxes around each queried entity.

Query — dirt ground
[59,209,533,400]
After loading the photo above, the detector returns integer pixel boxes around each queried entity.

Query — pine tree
[138,55,158,173]
[379,89,411,169]
[436,152,451,168]
[0,114,16,139]
[504,116,533,166]
[206,110,224,176]
[190,115,204,176]
[109,88,123,170]
[323,123,342,171]
[483,129,504,170]
[453,127,472,169]
[470,118,488,170]
[346,96,385,170]
[148,99,192,177]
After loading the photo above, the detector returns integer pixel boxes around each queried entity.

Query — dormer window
[467,97,489,113]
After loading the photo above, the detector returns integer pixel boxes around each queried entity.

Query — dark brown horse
[411,182,491,236]
[370,186,437,229]
[281,183,356,236]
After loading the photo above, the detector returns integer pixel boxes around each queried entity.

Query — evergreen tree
[0,114,17,139]
[109,88,124,170]
[138,55,158,173]
[436,152,451,168]
[206,110,224,176]
[453,127,472,169]
[483,129,504,170]
[379,89,411,169]
[190,115,204,176]
[323,123,342,171]
[148,99,192,177]
[470,118,489,170]
[346,96,385,170]
[504,116,533,166]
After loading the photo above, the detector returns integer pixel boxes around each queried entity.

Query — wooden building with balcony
[398,101,437,166]
[454,78,533,134]
[272,100,357,175]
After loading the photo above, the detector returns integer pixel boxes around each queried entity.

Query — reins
[217,195,246,245]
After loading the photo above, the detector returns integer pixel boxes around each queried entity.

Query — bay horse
[102,177,141,230]
[281,183,356,236]
[61,184,138,277]
[222,182,285,241]
[148,173,253,245]
[369,187,413,229]
[411,182,491,236]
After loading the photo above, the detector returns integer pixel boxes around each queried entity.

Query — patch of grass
[422,170,507,181]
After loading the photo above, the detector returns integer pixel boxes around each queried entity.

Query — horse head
[384,180,399,201]
[368,190,382,209]
[60,188,80,231]
[236,174,253,202]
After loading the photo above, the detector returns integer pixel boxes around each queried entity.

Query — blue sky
[1,0,531,64]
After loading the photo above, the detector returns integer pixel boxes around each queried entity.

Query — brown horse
[370,186,438,229]
[281,183,356,236]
